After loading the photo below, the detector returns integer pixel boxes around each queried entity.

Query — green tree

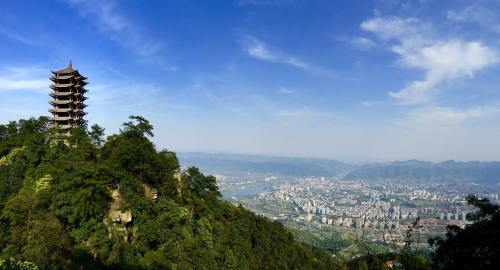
[358,260,368,270]
[183,167,221,199]
[121,115,154,137]
[224,249,238,270]
[88,124,105,148]
[430,195,500,270]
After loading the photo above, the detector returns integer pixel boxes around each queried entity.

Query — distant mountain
[177,152,356,177]
[342,160,500,184]
[179,153,500,184]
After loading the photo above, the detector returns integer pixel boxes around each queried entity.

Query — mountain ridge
[179,152,500,183]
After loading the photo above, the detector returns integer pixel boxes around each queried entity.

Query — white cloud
[240,34,334,76]
[447,5,500,33]
[276,107,333,118]
[361,17,499,105]
[241,34,310,69]
[0,28,36,45]
[349,37,377,50]
[0,67,48,93]
[361,101,372,108]
[66,0,164,65]
[278,87,294,94]
[89,81,162,107]
[405,106,499,125]
[337,36,377,50]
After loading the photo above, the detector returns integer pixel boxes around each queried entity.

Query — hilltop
[0,116,341,269]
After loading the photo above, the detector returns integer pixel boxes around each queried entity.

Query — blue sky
[1,0,500,162]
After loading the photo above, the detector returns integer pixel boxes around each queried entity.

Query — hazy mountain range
[178,153,500,184]
[178,152,355,177]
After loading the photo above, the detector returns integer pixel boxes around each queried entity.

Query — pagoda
[49,61,88,131]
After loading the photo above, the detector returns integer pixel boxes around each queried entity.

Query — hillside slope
[0,116,342,269]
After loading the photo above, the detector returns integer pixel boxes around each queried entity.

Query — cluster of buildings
[232,177,498,244]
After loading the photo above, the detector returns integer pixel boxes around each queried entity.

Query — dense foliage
[0,116,340,269]
[429,195,500,270]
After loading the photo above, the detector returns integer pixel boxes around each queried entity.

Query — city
[218,175,498,250]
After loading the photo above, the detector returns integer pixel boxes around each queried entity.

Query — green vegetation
[0,116,342,269]
[429,195,500,270]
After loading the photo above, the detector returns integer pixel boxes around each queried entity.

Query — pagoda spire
[49,61,88,132]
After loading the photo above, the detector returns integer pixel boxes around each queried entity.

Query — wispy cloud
[0,27,36,46]
[241,34,309,68]
[404,106,499,126]
[0,66,48,93]
[240,34,333,76]
[276,107,333,118]
[66,0,165,65]
[361,17,498,105]
[278,87,294,94]
[338,36,377,51]
[447,4,500,33]
[89,81,162,108]
[361,101,372,108]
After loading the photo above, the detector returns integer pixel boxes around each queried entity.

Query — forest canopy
[0,116,340,269]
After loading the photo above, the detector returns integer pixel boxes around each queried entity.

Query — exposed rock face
[143,183,158,201]
[0,147,25,166]
[173,169,182,199]
[35,174,52,192]
[105,187,132,241]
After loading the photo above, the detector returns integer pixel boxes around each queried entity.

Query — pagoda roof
[50,75,74,80]
[52,66,77,75]
[51,61,84,76]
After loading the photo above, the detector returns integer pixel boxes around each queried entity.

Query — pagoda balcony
[49,108,72,113]
[50,91,73,97]
[50,100,73,105]
[56,124,73,130]
[50,83,74,88]
[52,116,73,121]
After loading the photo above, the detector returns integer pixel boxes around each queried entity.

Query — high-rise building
[49,61,87,132]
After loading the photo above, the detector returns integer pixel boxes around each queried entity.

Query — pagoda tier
[49,61,88,130]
